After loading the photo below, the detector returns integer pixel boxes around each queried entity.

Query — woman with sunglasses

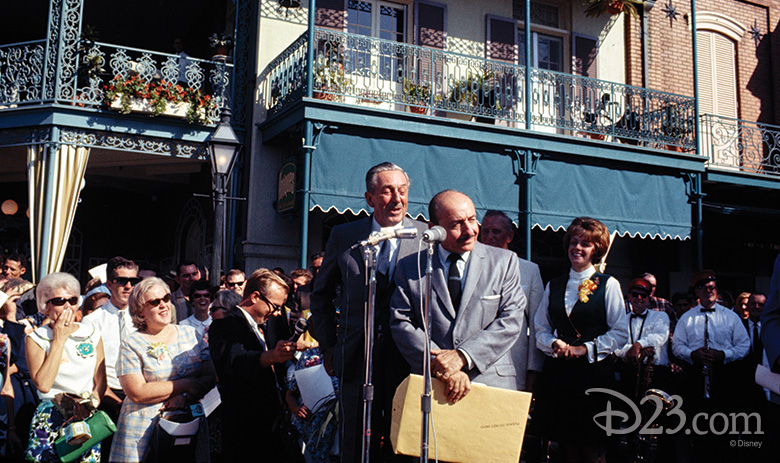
[24,273,107,462]
[533,217,628,463]
[110,277,216,462]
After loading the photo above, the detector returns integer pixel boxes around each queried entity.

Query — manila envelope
[391,374,532,462]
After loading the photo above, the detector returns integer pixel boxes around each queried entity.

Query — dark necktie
[447,253,462,312]
[753,322,763,356]
[631,312,647,319]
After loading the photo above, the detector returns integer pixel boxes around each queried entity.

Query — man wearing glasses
[614,278,671,395]
[208,268,300,462]
[224,268,246,296]
[180,280,213,338]
[81,256,140,462]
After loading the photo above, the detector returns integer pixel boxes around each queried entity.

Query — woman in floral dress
[25,273,107,463]
[110,278,216,462]
[533,217,628,463]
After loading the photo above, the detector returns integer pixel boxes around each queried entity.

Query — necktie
[447,253,462,312]
[753,322,763,356]
[631,312,647,319]
[377,240,391,277]
[118,311,127,341]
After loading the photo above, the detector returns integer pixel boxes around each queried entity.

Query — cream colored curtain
[27,143,90,282]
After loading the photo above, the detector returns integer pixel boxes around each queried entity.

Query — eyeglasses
[192,292,211,300]
[258,292,280,313]
[696,284,717,292]
[210,305,226,312]
[113,277,141,287]
[629,292,649,299]
[226,281,245,288]
[145,293,171,307]
[47,296,79,306]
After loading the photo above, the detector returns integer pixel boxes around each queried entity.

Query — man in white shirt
[672,270,749,462]
[615,278,670,397]
[81,256,140,462]
[180,280,212,338]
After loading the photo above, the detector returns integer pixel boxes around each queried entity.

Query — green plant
[103,75,216,124]
[662,105,693,139]
[584,0,642,18]
[403,79,431,104]
[313,55,351,92]
[449,71,501,111]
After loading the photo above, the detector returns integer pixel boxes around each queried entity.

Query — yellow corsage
[148,342,169,361]
[577,276,600,303]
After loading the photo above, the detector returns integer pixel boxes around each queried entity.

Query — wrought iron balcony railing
[701,114,780,176]
[260,28,696,151]
[0,40,232,125]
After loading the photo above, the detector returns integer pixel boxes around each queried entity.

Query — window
[347,0,406,42]
[346,0,407,79]
[520,32,564,71]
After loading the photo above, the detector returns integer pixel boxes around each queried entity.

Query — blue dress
[110,325,210,462]
[286,348,339,463]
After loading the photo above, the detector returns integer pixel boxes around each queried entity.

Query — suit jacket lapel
[395,217,416,263]
[433,246,457,318]
[231,308,266,351]
[458,242,485,320]
[347,218,374,278]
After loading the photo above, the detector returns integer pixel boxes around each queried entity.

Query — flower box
[109,94,191,118]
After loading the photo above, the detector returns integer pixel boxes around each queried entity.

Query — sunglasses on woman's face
[145,293,172,307]
[47,296,79,306]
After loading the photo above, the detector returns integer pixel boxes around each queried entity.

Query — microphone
[422,225,447,243]
[351,228,418,249]
[288,317,309,342]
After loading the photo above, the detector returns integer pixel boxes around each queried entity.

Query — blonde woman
[25,273,106,463]
[110,277,215,462]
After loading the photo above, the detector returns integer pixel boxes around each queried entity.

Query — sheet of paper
[200,386,222,417]
[755,364,780,394]
[391,374,532,463]
[294,364,335,413]
[88,263,107,283]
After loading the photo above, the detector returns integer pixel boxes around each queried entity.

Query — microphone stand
[420,241,435,462]
[361,243,378,463]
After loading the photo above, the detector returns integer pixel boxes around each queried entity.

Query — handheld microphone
[288,317,309,342]
[351,228,418,249]
[422,225,447,243]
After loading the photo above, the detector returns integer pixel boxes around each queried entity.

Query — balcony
[0,39,233,126]
[260,28,697,152]
[700,114,780,177]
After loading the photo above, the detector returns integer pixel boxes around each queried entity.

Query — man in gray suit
[479,209,545,392]
[390,190,525,403]
[310,162,427,462]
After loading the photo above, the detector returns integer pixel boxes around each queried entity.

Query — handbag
[143,406,209,463]
[53,410,117,463]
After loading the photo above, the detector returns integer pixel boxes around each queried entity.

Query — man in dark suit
[310,162,427,462]
[208,268,298,462]
[390,190,525,403]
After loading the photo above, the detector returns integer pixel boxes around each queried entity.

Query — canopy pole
[300,0,316,269]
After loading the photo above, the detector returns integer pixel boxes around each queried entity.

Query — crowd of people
[0,161,777,463]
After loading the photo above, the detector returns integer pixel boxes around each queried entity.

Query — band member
[672,270,749,463]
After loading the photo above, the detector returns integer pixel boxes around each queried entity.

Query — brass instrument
[635,350,655,401]
[632,389,676,463]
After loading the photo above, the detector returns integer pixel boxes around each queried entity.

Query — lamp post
[208,108,241,287]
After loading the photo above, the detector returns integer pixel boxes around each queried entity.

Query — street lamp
[208,108,241,286]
